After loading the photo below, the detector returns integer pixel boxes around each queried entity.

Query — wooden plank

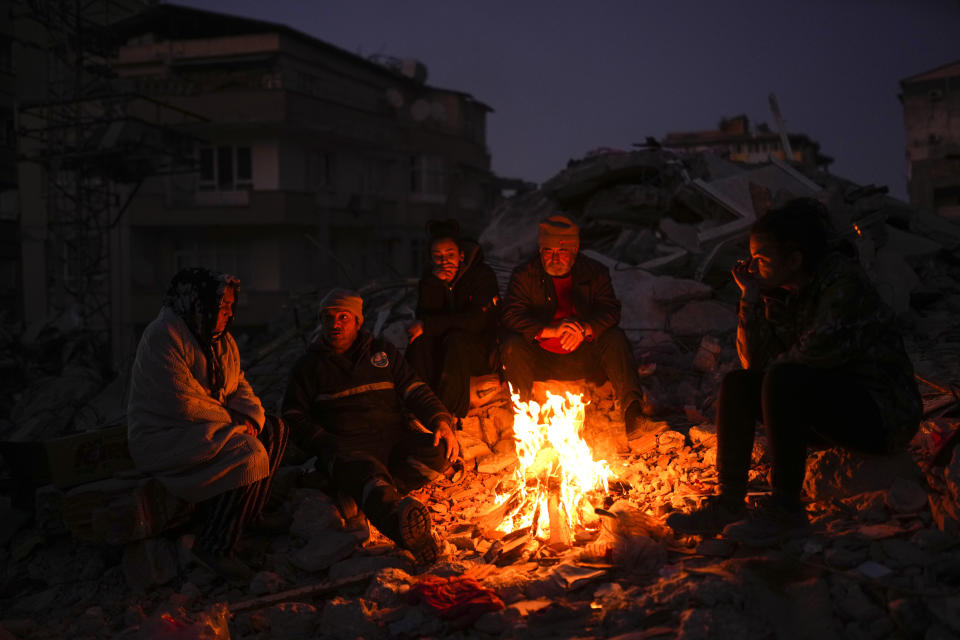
[229,572,376,613]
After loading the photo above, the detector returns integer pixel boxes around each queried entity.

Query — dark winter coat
[415,240,500,339]
[282,331,451,453]
[737,251,922,448]
[502,253,621,342]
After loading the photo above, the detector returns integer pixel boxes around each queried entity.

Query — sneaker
[191,547,254,583]
[625,402,667,450]
[666,495,746,536]
[721,497,809,545]
[394,496,441,565]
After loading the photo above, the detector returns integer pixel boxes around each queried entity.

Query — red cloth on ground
[538,274,576,354]
[410,575,505,628]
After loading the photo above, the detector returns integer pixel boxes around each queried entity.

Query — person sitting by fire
[406,219,500,420]
[282,289,459,564]
[127,267,290,583]
[500,214,651,438]
[668,198,922,539]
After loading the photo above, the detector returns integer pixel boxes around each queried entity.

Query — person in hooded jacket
[406,219,500,418]
[282,289,459,564]
[127,268,289,583]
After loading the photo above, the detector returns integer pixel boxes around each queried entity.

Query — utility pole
[768,93,794,162]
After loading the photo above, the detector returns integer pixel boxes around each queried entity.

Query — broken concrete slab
[803,448,922,502]
[668,300,737,336]
[290,530,360,573]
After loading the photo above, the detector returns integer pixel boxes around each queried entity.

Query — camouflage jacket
[737,252,921,447]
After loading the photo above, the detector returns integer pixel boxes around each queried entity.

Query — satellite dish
[400,58,428,83]
[386,88,404,108]
[411,99,430,122]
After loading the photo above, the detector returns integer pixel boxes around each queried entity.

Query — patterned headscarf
[163,267,240,395]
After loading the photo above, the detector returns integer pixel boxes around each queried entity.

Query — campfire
[485,388,614,547]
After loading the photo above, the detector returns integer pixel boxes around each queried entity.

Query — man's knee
[595,326,630,352]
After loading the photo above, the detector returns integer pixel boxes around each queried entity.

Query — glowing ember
[493,388,613,543]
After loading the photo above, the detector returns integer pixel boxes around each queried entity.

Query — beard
[543,260,572,277]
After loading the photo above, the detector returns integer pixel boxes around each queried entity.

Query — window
[305,151,332,190]
[198,146,253,191]
[410,155,446,196]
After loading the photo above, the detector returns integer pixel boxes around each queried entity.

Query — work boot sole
[396,497,440,565]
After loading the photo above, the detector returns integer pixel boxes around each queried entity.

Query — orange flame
[495,388,612,541]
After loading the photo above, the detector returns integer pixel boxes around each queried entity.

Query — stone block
[291,531,359,573]
[803,448,921,502]
[320,597,380,639]
[122,538,179,592]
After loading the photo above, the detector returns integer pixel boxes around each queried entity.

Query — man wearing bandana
[500,215,651,438]
[127,268,289,583]
[282,289,458,564]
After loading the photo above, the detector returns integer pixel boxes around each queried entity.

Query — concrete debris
[5,146,960,639]
[290,529,362,573]
[803,448,922,502]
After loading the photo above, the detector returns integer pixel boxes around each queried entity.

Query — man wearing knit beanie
[282,287,459,564]
[501,214,654,440]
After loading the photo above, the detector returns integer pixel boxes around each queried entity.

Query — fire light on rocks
[492,388,613,546]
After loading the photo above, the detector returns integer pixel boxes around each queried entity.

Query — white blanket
[127,307,268,502]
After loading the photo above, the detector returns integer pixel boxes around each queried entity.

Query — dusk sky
[179,0,958,199]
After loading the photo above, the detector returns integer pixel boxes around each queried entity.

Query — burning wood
[487,389,613,544]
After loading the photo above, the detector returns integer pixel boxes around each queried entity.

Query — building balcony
[128,189,318,226]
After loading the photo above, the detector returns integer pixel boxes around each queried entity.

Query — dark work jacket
[282,331,451,452]
[737,252,921,448]
[502,253,621,342]
[416,240,500,339]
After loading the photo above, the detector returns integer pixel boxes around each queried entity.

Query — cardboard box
[0,425,134,490]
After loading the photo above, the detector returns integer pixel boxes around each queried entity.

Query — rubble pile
[3,376,960,639]
[2,148,960,638]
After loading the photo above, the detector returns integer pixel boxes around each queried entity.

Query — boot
[393,496,441,565]
[624,399,665,447]
[336,491,370,536]
[666,494,746,536]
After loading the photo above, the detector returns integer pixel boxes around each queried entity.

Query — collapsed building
[2,6,960,629]
[3,128,960,637]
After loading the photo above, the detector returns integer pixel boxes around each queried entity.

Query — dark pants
[331,430,451,542]
[195,415,289,554]
[717,364,888,507]
[406,330,494,418]
[500,327,644,411]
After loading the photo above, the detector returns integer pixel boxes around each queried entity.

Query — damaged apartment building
[901,59,960,222]
[112,4,497,357]
[13,2,499,370]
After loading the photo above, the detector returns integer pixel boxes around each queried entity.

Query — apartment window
[410,155,446,196]
[198,146,252,191]
[305,151,332,190]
